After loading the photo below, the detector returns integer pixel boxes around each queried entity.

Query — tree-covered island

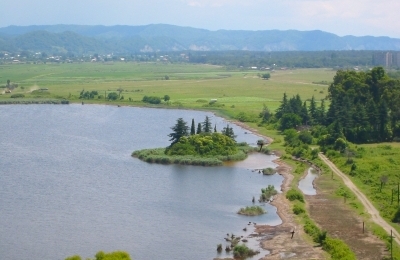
[132,116,267,166]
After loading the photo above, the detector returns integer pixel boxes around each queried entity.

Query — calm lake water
[0,104,283,260]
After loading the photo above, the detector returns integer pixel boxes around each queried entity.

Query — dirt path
[319,153,400,246]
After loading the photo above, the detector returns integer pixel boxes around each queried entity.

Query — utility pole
[391,230,393,260]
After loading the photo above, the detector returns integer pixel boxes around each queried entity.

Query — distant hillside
[0,24,399,54]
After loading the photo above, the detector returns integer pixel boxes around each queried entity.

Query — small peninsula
[132,116,268,166]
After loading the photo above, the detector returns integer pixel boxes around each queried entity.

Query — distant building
[393,52,400,67]
[373,52,393,67]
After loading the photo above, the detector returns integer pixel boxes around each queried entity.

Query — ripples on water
[0,105,283,260]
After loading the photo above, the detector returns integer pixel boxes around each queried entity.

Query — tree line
[263,67,400,150]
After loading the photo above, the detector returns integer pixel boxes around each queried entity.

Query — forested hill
[0,24,400,54]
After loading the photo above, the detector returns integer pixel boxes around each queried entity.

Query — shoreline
[5,102,317,258]
[225,122,325,259]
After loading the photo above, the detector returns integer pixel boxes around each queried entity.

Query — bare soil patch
[307,172,388,260]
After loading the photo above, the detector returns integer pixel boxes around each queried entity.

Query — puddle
[298,168,318,195]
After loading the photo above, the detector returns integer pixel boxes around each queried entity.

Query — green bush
[286,188,304,202]
[262,167,275,175]
[233,244,259,258]
[10,93,25,98]
[260,185,278,201]
[322,237,356,260]
[293,203,305,215]
[304,218,321,240]
[238,206,266,216]
[142,95,161,104]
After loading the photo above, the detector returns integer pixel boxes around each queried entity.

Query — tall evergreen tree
[168,118,189,146]
[202,116,212,133]
[222,124,236,140]
[196,123,202,134]
[316,99,326,125]
[309,96,317,124]
[275,93,289,119]
[301,101,310,125]
[378,101,390,141]
[190,118,196,135]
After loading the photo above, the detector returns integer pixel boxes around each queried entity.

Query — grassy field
[329,143,400,234]
[0,62,333,118]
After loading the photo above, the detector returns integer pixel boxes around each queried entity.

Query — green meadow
[0,62,333,117]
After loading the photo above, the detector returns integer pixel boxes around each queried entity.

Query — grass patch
[237,206,266,216]
[286,188,305,202]
[132,142,255,166]
[293,202,306,215]
[233,244,259,258]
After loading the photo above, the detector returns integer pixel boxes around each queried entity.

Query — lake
[0,104,283,260]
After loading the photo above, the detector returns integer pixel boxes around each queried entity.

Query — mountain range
[0,24,399,54]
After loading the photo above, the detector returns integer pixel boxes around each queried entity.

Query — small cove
[0,104,283,260]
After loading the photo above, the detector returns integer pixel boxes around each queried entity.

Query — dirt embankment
[214,122,325,260]
[255,160,325,259]
[216,122,387,260]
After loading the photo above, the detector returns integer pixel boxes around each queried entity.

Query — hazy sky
[1,0,399,38]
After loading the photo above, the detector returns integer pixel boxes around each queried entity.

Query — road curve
[319,153,400,246]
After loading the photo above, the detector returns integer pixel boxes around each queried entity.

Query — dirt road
[319,153,400,246]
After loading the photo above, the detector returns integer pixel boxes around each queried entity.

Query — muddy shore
[215,122,325,260]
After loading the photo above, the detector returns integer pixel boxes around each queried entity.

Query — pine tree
[190,118,195,135]
[275,93,289,119]
[196,123,202,134]
[309,96,317,124]
[301,101,310,125]
[222,124,236,140]
[202,116,212,133]
[379,101,390,141]
[168,118,189,146]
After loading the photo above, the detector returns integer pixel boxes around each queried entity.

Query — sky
[1,0,399,38]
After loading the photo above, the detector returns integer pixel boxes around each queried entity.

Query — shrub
[233,244,259,258]
[107,92,118,100]
[260,185,278,202]
[293,203,305,215]
[142,95,161,104]
[286,188,304,202]
[262,167,275,175]
[10,93,25,98]
[299,131,313,144]
[322,237,356,260]
[238,206,266,216]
